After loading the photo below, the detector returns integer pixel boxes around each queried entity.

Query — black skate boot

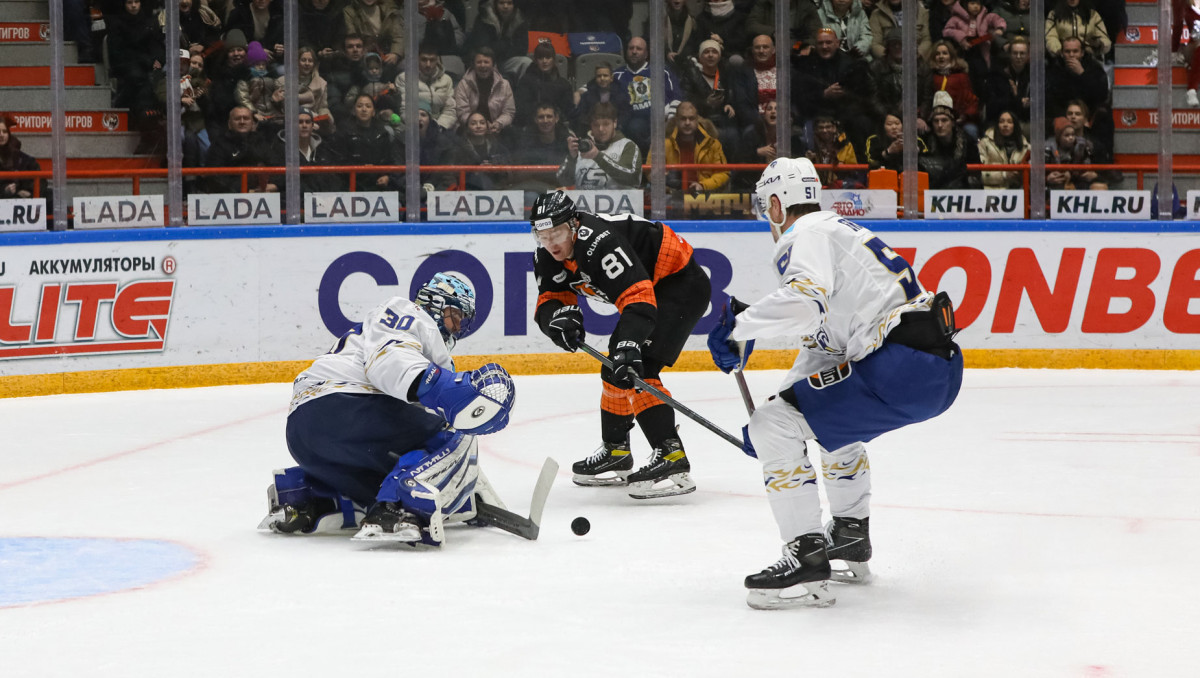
[272,496,339,534]
[572,439,634,486]
[824,516,873,584]
[745,533,836,610]
[352,501,425,543]
[626,438,696,499]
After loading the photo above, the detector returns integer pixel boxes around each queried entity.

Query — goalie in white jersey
[257,272,516,547]
[708,158,963,609]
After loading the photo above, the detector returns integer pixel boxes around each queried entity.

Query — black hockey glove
[610,340,643,390]
[545,304,585,352]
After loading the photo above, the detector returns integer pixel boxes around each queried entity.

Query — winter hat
[418,99,433,114]
[246,41,270,64]
[364,52,383,67]
[224,29,248,50]
[930,90,955,120]
[885,27,902,45]
[1053,116,1071,135]
[698,39,723,57]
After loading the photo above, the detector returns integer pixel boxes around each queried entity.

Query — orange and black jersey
[534,212,694,346]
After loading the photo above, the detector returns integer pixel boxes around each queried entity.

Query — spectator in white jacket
[557,102,643,190]
[396,42,458,132]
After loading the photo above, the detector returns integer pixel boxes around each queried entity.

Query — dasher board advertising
[1049,190,1152,220]
[925,190,1024,219]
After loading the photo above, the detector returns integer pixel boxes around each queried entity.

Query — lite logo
[0,280,175,359]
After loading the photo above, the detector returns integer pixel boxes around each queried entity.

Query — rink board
[1,220,1198,396]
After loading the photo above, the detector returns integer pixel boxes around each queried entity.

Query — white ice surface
[2,369,1199,677]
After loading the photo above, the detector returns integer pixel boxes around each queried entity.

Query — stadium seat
[867,169,898,191]
[575,53,625,87]
[441,55,465,84]
[568,32,623,56]
[868,169,928,210]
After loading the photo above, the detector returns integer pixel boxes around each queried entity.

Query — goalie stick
[578,343,743,450]
[468,457,558,540]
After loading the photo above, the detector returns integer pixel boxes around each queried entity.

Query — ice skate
[261,497,341,534]
[352,502,425,543]
[745,533,836,610]
[572,439,634,486]
[824,516,874,584]
[257,475,351,534]
[626,438,696,499]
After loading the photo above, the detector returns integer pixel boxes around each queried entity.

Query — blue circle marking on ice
[0,537,200,608]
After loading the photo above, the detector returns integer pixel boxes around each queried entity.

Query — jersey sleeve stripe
[537,290,577,310]
[614,279,656,312]
[652,224,694,282]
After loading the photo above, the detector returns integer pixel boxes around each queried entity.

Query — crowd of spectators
[70,0,1163,200]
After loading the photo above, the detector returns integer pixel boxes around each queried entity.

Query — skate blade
[350,523,422,543]
[572,471,630,487]
[830,560,874,585]
[627,472,696,500]
[257,509,284,532]
[746,581,836,610]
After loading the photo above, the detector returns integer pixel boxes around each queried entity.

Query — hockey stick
[469,457,558,540]
[734,370,756,415]
[578,342,743,450]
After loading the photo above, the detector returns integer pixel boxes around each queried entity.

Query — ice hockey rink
[2,367,1198,677]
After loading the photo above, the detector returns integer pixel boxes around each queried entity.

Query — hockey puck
[571,516,591,536]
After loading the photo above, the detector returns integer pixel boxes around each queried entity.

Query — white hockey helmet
[754,157,821,235]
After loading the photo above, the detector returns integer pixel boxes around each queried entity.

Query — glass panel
[56,0,168,229]
[0,0,60,230]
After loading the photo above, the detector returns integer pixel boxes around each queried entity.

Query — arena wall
[2,220,1198,397]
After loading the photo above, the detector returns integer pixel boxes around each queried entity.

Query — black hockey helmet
[530,190,577,233]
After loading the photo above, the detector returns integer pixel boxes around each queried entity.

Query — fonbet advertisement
[1,227,1198,376]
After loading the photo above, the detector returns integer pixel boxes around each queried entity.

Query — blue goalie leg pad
[375,429,479,520]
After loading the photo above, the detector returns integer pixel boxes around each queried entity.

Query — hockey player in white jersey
[708,158,963,609]
[257,272,516,546]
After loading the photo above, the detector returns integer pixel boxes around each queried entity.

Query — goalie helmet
[416,273,476,351]
[754,157,821,237]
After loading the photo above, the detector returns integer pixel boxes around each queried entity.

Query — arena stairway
[0,0,166,199]
[1110,0,1200,196]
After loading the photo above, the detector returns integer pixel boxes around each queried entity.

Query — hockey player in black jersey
[531,190,711,499]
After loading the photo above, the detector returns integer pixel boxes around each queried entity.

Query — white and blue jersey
[290,297,454,413]
[731,210,934,391]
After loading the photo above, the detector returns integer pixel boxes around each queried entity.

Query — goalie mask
[754,157,821,238]
[416,273,476,351]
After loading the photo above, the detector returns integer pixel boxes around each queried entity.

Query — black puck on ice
[571,516,591,536]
